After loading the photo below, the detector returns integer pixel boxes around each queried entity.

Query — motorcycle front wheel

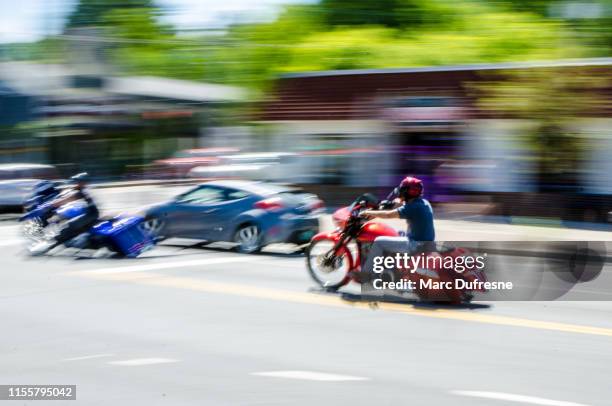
[21,218,46,243]
[306,239,352,290]
[24,221,60,256]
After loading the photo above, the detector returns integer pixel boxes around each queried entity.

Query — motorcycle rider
[30,173,100,255]
[31,180,59,201]
[25,180,59,210]
[24,180,62,225]
[360,176,435,276]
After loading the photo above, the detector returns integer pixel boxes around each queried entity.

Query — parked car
[140,180,324,253]
[148,148,239,179]
[0,163,61,211]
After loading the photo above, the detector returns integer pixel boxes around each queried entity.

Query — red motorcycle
[305,194,487,303]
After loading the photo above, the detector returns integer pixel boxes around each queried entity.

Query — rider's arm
[361,209,400,219]
[51,190,79,207]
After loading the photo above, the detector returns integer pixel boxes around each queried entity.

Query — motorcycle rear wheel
[306,239,352,290]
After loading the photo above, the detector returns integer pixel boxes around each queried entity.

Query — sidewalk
[91,182,612,241]
[320,216,612,241]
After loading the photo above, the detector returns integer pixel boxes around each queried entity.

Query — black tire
[305,239,351,290]
[140,216,166,241]
[107,244,127,258]
[233,223,263,254]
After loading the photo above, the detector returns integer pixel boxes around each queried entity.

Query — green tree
[66,0,157,28]
[320,0,404,26]
[64,0,207,80]
[203,5,323,88]
[319,0,455,28]
[217,2,585,82]
[497,0,559,15]
[5,0,607,91]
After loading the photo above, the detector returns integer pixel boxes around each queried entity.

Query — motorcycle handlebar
[345,191,396,223]
[384,187,399,202]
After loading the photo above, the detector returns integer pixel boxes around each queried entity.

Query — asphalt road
[2,186,612,406]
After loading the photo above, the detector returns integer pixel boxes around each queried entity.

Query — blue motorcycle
[21,199,156,258]
[20,190,63,243]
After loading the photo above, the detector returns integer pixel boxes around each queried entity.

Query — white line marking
[451,391,589,406]
[108,358,178,366]
[0,239,21,247]
[82,256,260,275]
[251,371,369,382]
[63,353,115,361]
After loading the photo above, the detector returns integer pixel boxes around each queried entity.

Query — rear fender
[311,230,343,243]
[234,210,263,225]
[440,248,488,293]
[231,213,262,239]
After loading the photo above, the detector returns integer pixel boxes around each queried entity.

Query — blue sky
[0,0,312,43]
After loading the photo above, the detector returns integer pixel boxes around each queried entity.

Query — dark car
[141,180,324,253]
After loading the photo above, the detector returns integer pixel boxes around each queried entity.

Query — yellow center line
[73,271,612,338]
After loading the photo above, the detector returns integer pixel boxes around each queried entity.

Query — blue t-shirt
[396,198,435,241]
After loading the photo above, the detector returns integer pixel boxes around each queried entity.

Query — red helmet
[398,176,423,199]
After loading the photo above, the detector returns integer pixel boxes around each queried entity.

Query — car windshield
[177,186,226,204]
[177,185,254,204]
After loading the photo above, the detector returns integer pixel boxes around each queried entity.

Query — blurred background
[1,4,612,404]
[0,0,610,224]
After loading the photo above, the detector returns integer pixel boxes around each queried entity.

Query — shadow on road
[163,241,305,258]
[47,244,216,261]
[309,288,491,310]
[23,241,305,261]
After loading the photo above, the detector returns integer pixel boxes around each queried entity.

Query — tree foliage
[209,1,593,88]
[66,0,157,28]
[319,0,452,27]
[3,0,610,90]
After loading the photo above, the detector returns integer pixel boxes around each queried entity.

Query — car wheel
[141,216,166,240]
[233,223,262,254]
